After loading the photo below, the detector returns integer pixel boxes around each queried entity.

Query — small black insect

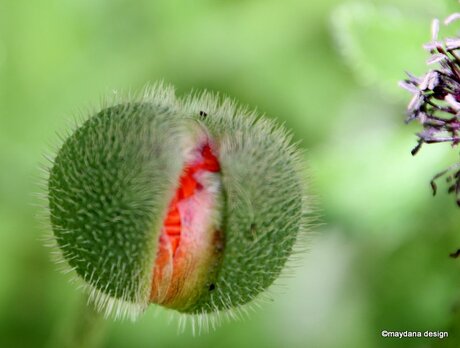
[199,111,208,118]
[209,283,216,291]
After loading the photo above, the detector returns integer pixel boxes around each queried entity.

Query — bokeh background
[2,0,460,347]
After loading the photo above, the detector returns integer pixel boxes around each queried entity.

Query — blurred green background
[2,0,460,347]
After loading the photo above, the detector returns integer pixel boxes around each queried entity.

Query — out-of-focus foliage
[1,0,460,347]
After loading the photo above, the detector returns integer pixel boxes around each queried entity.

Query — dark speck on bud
[400,4,460,205]
[450,248,460,258]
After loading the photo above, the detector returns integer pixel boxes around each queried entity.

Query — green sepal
[48,102,187,308]
[181,95,307,314]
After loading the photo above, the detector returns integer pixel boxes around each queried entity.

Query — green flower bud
[45,84,309,323]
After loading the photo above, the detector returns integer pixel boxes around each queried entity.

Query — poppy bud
[46,84,309,322]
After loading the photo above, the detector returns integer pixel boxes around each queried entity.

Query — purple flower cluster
[401,11,460,205]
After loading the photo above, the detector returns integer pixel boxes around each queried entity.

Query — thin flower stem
[46,295,107,348]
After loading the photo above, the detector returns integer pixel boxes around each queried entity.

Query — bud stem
[47,295,106,348]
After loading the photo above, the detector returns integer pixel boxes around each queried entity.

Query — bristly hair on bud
[41,82,312,331]
[400,2,460,206]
